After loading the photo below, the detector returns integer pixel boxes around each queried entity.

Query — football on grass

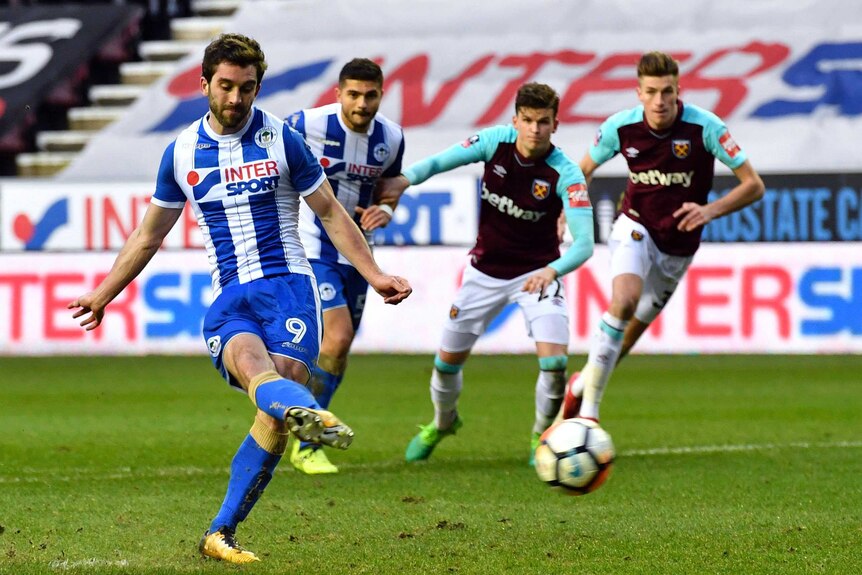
[534,417,615,495]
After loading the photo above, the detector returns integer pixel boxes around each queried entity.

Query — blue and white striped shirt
[286,103,404,265]
[152,107,325,297]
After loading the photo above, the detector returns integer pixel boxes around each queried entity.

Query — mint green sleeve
[402,126,507,185]
[545,154,595,277]
[548,206,594,277]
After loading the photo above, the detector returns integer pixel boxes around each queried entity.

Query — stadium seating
[12,0,239,177]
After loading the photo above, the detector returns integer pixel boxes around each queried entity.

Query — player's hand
[370,274,412,305]
[374,175,410,204]
[355,204,393,232]
[522,267,557,296]
[67,292,105,331]
[674,202,717,232]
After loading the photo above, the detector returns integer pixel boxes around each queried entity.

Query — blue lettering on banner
[702,187,862,242]
[798,267,862,335]
[144,273,211,337]
[752,42,862,117]
[374,191,452,245]
[836,187,861,239]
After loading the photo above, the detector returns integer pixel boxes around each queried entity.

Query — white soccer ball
[534,417,615,495]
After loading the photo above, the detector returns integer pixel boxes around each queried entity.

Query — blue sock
[254,378,320,420]
[314,367,342,409]
[298,369,343,450]
[209,434,281,532]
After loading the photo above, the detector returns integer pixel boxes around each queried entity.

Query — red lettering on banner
[573,268,608,336]
[83,195,200,250]
[476,51,594,125]
[682,41,790,118]
[44,274,86,339]
[86,197,93,250]
[0,274,39,341]
[741,266,792,338]
[387,54,495,127]
[91,273,137,341]
[687,267,733,336]
[102,196,147,248]
[0,273,139,343]
[307,45,790,129]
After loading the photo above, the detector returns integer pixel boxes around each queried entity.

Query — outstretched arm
[522,206,595,294]
[304,179,412,305]
[68,204,182,330]
[674,160,764,232]
[579,152,601,184]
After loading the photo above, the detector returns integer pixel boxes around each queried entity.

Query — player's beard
[210,94,249,131]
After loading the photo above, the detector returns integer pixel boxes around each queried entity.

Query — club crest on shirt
[631,230,644,241]
[318,282,337,301]
[462,134,480,148]
[672,139,690,159]
[255,127,277,148]
[207,335,221,357]
[532,179,551,200]
[373,142,391,162]
[449,305,460,319]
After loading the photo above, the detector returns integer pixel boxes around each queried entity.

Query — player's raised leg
[576,272,639,421]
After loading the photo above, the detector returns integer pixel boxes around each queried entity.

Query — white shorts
[608,214,693,324]
[441,262,569,352]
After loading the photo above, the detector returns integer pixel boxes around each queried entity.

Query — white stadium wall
[2,0,861,355]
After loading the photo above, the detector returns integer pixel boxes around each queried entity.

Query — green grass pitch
[1,354,860,574]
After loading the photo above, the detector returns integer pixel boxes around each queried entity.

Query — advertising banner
[0,177,478,251]
[5,174,860,250]
[1,244,858,356]
[0,5,140,150]
[590,173,862,244]
[61,0,862,181]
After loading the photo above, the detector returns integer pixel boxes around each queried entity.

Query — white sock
[430,368,462,429]
[580,312,628,420]
[534,369,565,434]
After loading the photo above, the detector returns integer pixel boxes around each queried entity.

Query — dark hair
[515,82,559,116]
[339,58,383,86]
[202,33,267,83]
[637,51,679,78]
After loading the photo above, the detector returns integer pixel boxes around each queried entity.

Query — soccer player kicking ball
[562,51,764,423]
[284,58,405,474]
[377,83,595,466]
[68,34,411,564]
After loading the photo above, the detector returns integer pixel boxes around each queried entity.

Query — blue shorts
[202,274,321,389]
[310,258,369,330]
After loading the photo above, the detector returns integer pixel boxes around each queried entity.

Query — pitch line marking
[2,440,861,483]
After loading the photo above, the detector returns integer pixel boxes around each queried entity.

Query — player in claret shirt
[68,34,411,565]
[377,82,595,466]
[561,51,764,423]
